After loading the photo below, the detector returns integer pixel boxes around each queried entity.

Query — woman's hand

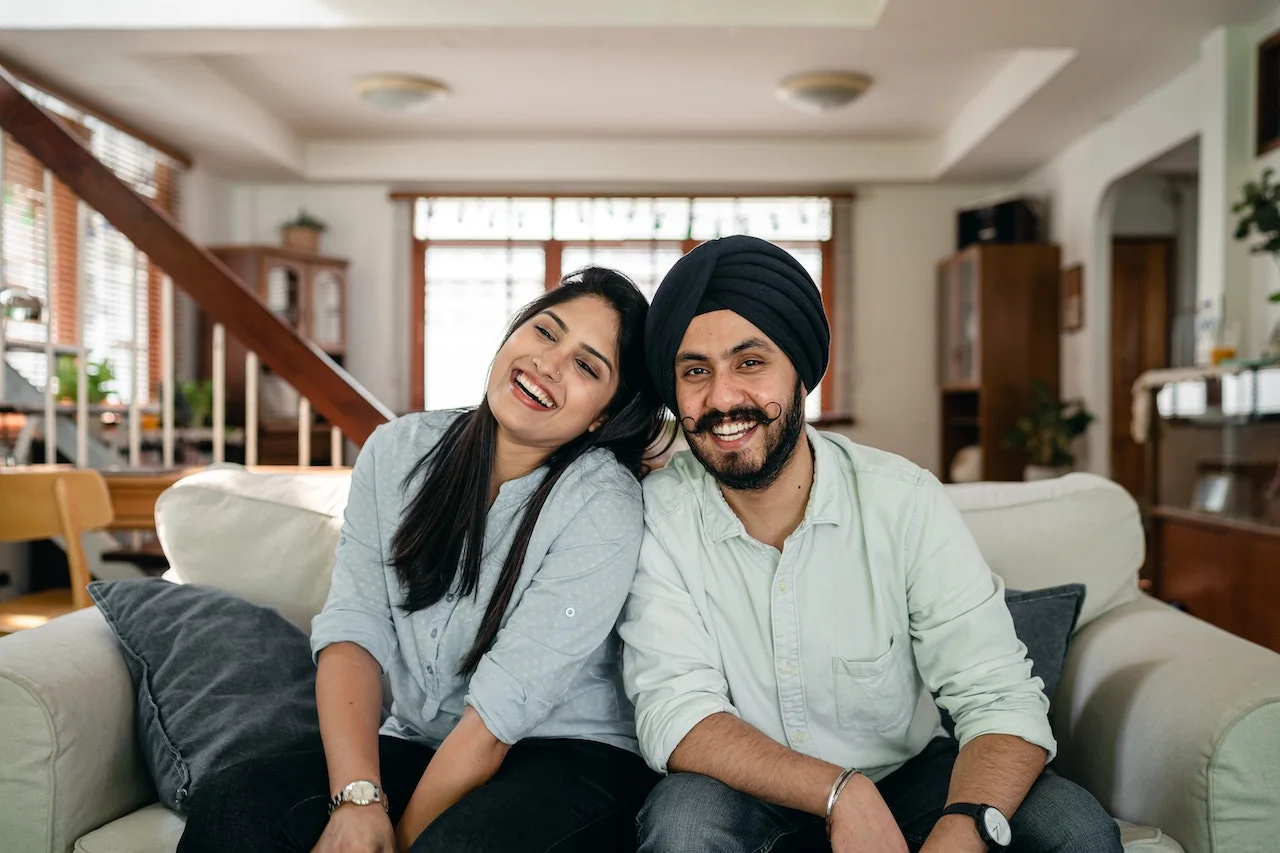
[311,804,397,853]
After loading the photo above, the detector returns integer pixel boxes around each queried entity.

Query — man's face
[674,310,806,492]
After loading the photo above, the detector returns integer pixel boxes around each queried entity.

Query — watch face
[347,780,378,805]
[982,807,1012,847]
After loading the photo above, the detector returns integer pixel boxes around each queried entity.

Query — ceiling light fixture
[776,71,873,114]
[356,74,450,112]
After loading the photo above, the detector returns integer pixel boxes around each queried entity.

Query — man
[618,235,1121,853]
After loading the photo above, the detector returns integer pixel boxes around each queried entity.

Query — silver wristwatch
[327,780,389,815]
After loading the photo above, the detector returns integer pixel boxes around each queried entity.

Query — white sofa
[2,467,1278,853]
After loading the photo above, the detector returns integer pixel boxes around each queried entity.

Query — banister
[0,63,392,444]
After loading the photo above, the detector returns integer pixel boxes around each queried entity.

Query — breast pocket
[832,634,916,733]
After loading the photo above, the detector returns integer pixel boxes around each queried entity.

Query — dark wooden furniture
[937,242,1062,482]
[1150,506,1280,654]
[198,245,349,464]
[1258,29,1280,157]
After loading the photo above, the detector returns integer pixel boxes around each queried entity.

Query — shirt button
[425,664,434,675]
[781,664,794,675]
[777,581,788,593]
[565,607,576,618]
[794,731,806,743]
[430,628,438,638]
[446,594,455,603]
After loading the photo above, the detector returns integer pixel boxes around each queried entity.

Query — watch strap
[941,802,1008,850]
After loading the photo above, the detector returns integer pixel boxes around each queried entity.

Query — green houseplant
[1006,379,1095,481]
[54,355,116,404]
[280,208,327,253]
[1232,167,1280,304]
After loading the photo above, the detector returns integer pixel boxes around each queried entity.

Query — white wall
[839,184,1009,474]
[224,183,411,414]
[213,182,1005,474]
[1018,56,1207,474]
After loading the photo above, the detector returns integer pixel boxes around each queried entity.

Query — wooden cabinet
[197,245,349,463]
[1151,507,1280,654]
[936,243,1061,482]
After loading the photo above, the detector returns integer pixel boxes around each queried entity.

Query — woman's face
[486,294,621,452]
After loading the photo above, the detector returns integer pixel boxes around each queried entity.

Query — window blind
[1,84,183,405]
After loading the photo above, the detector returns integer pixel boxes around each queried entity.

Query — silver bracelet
[824,767,859,836]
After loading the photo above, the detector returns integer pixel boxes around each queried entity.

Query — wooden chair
[0,466,114,634]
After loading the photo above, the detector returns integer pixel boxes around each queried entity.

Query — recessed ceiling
[0,0,1273,182]
[201,32,1010,140]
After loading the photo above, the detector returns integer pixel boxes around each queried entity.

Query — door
[1110,238,1172,502]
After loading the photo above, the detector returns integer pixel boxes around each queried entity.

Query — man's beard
[682,380,806,492]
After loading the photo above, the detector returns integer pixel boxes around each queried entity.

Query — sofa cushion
[940,583,1084,735]
[74,803,186,853]
[945,473,1142,628]
[154,464,351,631]
[88,578,321,814]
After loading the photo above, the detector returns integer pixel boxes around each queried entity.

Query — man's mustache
[681,402,784,436]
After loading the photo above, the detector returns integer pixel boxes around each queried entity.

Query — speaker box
[957,198,1039,250]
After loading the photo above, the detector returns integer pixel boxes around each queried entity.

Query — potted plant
[1005,379,1095,481]
[280,208,327,253]
[176,378,214,428]
[1232,167,1280,359]
[54,355,116,404]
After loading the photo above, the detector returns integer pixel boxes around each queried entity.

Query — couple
[179,236,1122,853]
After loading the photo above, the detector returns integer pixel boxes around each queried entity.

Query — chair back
[0,467,114,609]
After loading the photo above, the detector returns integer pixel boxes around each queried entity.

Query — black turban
[644,235,830,413]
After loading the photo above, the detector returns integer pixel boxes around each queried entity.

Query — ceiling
[0,0,1272,186]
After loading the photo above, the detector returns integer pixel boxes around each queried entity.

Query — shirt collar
[698,426,845,543]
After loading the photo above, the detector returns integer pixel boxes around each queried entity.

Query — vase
[1024,464,1070,482]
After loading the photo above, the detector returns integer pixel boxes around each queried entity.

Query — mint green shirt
[618,428,1056,779]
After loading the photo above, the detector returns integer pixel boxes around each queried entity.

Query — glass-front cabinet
[937,249,982,389]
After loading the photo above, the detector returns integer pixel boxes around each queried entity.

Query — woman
[178,266,670,853]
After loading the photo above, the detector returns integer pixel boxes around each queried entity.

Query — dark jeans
[636,737,1123,853]
[177,735,657,853]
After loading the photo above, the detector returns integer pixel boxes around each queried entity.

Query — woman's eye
[683,367,709,377]
[577,359,598,379]
[536,325,555,341]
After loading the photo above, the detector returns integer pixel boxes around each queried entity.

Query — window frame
[406,196,842,423]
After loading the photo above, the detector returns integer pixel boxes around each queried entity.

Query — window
[1,82,183,406]
[410,196,836,419]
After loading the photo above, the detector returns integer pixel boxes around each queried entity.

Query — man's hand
[827,773,909,853]
[311,804,396,853]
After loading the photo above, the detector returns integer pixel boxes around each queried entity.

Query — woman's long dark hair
[390,266,670,676]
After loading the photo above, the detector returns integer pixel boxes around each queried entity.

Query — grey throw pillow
[89,578,322,813]
[937,583,1086,736]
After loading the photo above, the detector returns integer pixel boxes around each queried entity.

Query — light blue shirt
[311,410,644,753]
[619,428,1056,778]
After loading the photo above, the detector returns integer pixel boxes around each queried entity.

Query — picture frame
[1062,264,1084,333]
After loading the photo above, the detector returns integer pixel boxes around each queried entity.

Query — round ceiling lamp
[776,71,873,114]
[356,74,450,112]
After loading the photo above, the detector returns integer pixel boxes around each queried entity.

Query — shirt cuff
[641,693,739,774]
[310,610,397,674]
[954,710,1058,764]
[465,655,554,746]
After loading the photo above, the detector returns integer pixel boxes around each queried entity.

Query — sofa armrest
[0,608,154,853]
[1053,594,1280,853]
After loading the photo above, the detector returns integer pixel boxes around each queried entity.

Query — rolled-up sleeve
[309,424,398,673]
[619,525,738,774]
[465,486,643,746]
[905,472,1057,761]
